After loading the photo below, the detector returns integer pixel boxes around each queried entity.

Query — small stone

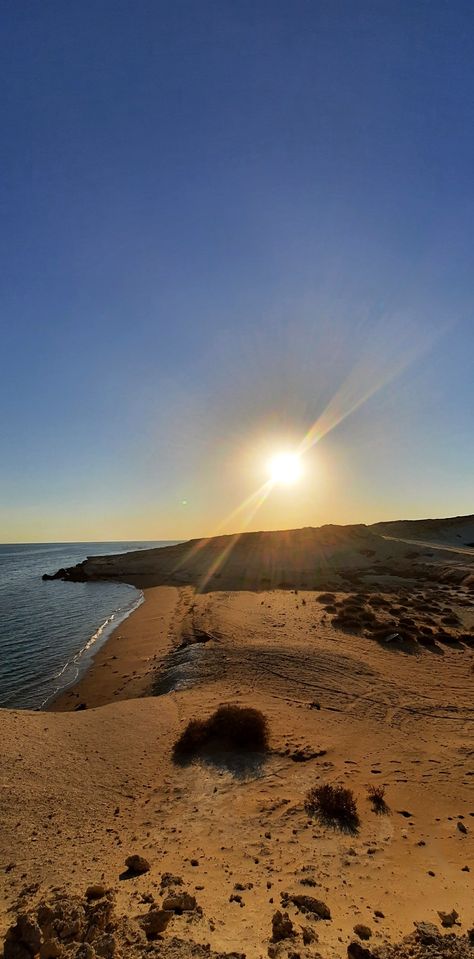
[457,821,468,834]
[125,855,150,875]
[282,894,331,920]
[374,910,384,918]
[347,942,374,959]
[139,909,172,939]
[85,884,107,900]
[271,911,294,942]
[162,892,197,913]
[353,924,372,940]
[437,909,459,928]
[301,926,318,945]
[160,872,183,888]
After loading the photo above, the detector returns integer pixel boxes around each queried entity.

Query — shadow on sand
[173,746,268,781]
[370,798,391,816]
[310,809,360,836]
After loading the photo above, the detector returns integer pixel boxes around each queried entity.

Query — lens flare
[268,451,302,486]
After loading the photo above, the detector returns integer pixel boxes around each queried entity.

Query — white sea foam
[0,541,176,710]
[40,588,144,709]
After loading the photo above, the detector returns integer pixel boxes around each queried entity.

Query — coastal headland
[1,516,474,958]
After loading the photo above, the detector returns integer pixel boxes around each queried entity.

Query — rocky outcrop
[3,888,237,959]
[41,520,474,593]
[42,562,89,583]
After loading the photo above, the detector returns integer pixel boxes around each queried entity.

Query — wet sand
[50,586,186,711]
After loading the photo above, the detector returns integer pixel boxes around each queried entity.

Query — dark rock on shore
[42,562,88,583]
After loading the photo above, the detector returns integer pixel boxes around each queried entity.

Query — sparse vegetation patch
[173,704,270,758]
[305,783,359,831]
[367,783,388,813]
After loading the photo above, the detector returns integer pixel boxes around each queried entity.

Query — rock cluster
[2,885,207,959]
[347,919,474,959]
[4,890,122,959]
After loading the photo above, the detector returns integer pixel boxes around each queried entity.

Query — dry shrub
[367,784,387,812]
[305,783,359,830]
[173,704,269,758]
[173,719,208,756]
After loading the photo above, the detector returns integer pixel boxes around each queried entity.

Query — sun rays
[173,316,443,589]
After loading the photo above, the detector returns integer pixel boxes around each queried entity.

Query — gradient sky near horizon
[1,0,474,543]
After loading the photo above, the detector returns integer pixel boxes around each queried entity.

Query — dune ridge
[42,516,474,592]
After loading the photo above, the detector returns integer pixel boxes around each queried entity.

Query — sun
[268,451,303,486]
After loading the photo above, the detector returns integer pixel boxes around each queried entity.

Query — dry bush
[367,784,387,812]
[305,783,359,830]
[173,704,269,758]
[172,719,208,756]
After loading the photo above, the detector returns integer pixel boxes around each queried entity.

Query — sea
[0,541,178,710]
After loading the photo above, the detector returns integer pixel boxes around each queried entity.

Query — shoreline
[48,585,185,711]
[40,587,144,710]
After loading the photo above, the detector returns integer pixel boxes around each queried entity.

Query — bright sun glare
[268,451,303,486]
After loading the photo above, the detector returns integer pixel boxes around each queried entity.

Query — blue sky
[1,1,473,541]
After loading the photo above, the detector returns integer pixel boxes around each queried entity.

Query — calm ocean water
[0,541,177,710]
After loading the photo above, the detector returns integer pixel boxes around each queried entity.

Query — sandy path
[381,534,474,557]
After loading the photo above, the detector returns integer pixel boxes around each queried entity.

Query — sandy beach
[50,586,185,711]
[1,520,474,958]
